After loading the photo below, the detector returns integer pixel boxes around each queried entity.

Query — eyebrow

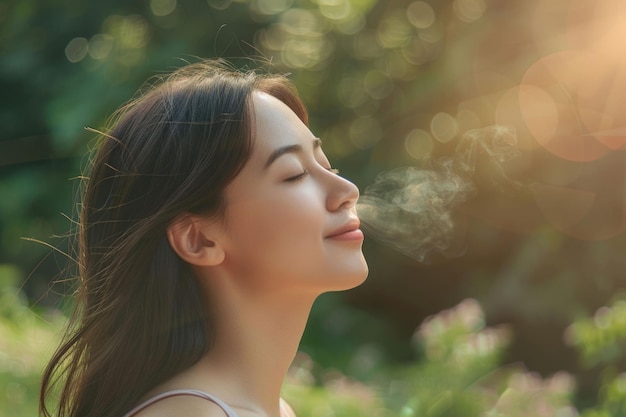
[264,138,322,169]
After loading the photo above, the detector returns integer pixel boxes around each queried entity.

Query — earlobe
[166,214,225,267]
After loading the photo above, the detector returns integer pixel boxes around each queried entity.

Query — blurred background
[3,0,626,415]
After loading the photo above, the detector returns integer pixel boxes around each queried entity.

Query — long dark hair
[40,60,308,417]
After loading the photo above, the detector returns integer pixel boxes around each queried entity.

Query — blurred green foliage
[0,266,64,416]
[3,0,626,415]
[385,301,576,417]
[566,295,626,416]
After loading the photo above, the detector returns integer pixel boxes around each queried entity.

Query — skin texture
[144,91,368,417]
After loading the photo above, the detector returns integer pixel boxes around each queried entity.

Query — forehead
[222,91,316,203]
[250,91,313,155]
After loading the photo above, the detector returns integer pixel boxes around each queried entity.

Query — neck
[199,282,316,416]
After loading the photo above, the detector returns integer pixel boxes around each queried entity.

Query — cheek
[224,208,316,285]
[226,190,325,260]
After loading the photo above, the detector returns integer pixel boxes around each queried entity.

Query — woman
[39,60,368,417]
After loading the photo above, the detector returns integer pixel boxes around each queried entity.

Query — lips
[326,219,363,240]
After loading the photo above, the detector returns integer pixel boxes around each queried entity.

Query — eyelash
[286,167,340,182]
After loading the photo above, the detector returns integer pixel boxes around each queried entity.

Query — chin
[331,256,369,292]
[351,261,370,288]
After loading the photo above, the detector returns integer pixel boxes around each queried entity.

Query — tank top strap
[122,389,240,417]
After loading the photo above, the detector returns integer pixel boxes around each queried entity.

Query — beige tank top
[122,389,239,417]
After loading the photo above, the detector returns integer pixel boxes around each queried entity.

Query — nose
[326,171,360,212]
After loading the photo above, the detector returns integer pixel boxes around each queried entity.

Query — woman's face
[215,91,368,296]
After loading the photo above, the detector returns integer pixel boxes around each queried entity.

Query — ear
[167,214,225,267]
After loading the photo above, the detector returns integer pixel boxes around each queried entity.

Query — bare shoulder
[132,394,232,417]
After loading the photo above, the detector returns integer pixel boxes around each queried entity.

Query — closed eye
[286,170,308,182]
[285,166,338,183]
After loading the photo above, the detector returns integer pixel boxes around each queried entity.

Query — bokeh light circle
[349,116,382,150]
[405,129,434,159]
[520,51,610,162]
[430,112,458,143]
[207,0,231,10]
[406,1,436,29]
[65,38,89,63]
[150,0,177,17]
[453,0,486,23]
